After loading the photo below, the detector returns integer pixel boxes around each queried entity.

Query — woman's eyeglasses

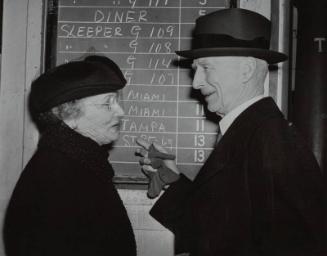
[86,94,120,112]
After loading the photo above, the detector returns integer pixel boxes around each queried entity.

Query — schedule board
[47,0,228,183]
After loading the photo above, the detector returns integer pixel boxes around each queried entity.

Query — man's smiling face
[192,56,243,116]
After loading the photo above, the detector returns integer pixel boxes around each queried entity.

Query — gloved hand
[136,139,179,198]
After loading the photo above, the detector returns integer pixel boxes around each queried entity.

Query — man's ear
[241,57,256,84]
[64,118,78,130]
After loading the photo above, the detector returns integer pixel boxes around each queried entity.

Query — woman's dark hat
[176,8,287,64]
[30,55,126,113]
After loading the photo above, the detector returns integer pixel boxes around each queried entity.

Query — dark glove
[143,144,179,198]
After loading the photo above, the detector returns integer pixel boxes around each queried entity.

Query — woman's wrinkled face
[73,92,124,146]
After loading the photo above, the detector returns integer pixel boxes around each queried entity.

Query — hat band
[194,34,270,50]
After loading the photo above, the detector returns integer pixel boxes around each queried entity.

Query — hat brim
[35,84,123,113]
[176,47,287,64]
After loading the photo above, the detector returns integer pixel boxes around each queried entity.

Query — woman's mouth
[110,122,121,130]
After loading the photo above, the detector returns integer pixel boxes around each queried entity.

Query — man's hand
[135,138,180,198]
[136,138,179,174]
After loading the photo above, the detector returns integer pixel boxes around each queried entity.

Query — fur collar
[38,122,114,180]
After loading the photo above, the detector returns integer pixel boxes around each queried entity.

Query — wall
[0,0,43,255]
[241,0,290,114]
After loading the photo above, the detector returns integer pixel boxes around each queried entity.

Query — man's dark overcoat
[151,97,326,256]
[3,123,136,256]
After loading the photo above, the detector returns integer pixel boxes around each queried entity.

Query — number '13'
[194,149,205,162]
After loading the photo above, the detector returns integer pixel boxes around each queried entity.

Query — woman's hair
[51,100,83,121]
[36,100,83,130]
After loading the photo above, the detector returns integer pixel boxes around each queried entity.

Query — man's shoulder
[233,97,282,125]
[226,97,285,140]
[251,117,318,164]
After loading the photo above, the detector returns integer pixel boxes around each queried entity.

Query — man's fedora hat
[176,8,287,64]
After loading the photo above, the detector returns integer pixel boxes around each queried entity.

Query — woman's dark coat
[151,97,326,256]
[4,123,136,256]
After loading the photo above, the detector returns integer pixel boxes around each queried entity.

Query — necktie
[216,127,223,145]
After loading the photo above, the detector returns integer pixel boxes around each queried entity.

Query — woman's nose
[115,103,125,116]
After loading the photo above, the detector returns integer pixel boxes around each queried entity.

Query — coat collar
[219,95,265,135]
[38,122,114,180]
[220,97,283,143]
[193,97,284,187]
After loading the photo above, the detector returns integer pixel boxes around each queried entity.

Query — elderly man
[136,8,326,256]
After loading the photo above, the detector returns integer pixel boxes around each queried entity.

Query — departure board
[48,0,229,182]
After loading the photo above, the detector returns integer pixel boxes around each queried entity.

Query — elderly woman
[3,56,136,256]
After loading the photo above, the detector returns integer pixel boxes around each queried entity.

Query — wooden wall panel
[0,0,44,255]
[0,1,29,254]
[240,0,290,115]
[118,190,174,256]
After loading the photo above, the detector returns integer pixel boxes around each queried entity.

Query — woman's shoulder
[23,147,83,182]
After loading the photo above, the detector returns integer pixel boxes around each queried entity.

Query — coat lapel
[192,97,283,188]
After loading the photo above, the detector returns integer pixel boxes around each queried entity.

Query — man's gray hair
[254,58,269,84]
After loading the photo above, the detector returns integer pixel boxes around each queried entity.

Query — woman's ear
[241,57,256,84]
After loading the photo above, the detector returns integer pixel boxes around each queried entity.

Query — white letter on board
[94,10,104,22]
[314,37,326,53]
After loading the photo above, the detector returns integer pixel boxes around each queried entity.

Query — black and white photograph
[0,0,326,255]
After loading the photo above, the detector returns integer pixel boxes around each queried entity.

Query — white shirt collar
[219,95,265,135]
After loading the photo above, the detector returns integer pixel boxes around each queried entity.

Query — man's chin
[206,105,223,117]
[207,104,218,113]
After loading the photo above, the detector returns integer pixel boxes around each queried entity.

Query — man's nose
[192,69,205,89]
